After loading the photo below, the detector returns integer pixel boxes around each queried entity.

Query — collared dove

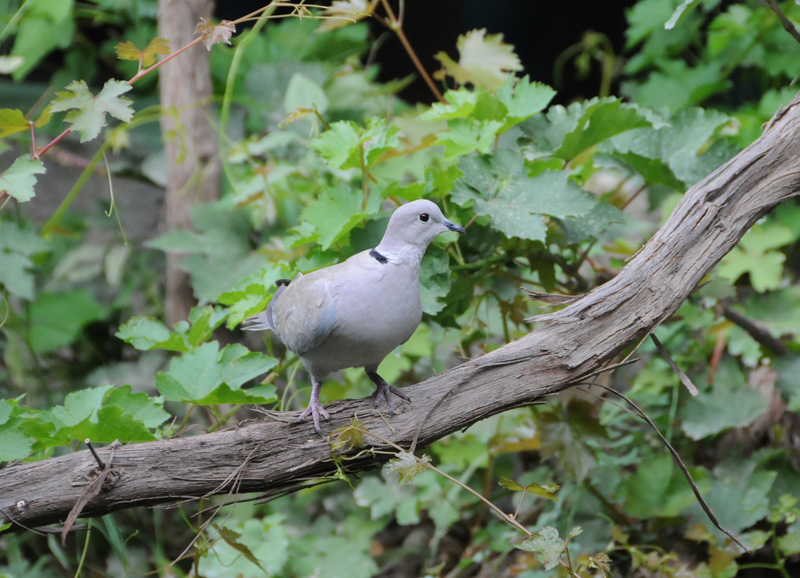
[243,199,465,434]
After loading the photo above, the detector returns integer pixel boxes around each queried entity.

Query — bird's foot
[298,399,330,435]
[372,384,410,416]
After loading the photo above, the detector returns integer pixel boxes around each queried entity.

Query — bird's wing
[273,271,338,356]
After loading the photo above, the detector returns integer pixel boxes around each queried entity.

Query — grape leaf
[516,526,565,570]
[384,450,431,485]
[681,362,768,440]
[0,155,46,202]
[436,29,523,91]
[115,37,170,67]
[717,223,795,292]
[318,0,377,32]
[27,290,106,354]
[116,317,190,353]
[496,75,556,131]
[155,342,277,404]
[452,149,597,241]
[0,221,50,300]
[195,17,235,50]
[50,79,134,142]
[555,98,652,161]
[292,187,381,250]
[0,109,29,138]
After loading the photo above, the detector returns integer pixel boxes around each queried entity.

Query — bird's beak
[444,220,466,234]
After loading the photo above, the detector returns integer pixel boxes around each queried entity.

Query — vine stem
[377,0,445,103]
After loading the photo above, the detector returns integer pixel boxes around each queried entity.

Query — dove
[243,199,465,434]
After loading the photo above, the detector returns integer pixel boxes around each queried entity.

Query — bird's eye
[419,213,430,223]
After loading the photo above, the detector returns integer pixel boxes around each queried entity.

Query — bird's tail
[240,278,293,333]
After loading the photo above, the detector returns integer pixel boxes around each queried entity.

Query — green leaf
[499,477,560,501]
[0,108,30,138]
[50,79,134,142]
[0,155,46,203]
[284,72,329,114]
[197,515,290,578]
[311,117,399,170]
[419,88,479,121]
[609,107,734,187]
[155,342,277,404]
[0,399,34,461]
[116,317,189,352]
[310,120,361,168]
[294,187,379,250]
[611,151,685,191]
[717,223,794,292]
[419,245,453,315]
[104,385,170,429]
[516,526,565,570]
[435,118,504,159]
[10,0,74,80]
[27,290,106,354]
[681,362,768,440]
[555,98,651,161]
[453,149,597,241]
[496,75,556,131]
[621,453,711,517]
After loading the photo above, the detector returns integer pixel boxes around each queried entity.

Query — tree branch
[2,93,800,532]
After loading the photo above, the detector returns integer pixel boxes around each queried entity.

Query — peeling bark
[1,94,799,532]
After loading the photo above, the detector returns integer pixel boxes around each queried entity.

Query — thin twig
[722,304,789,356]
[591,383,748,552]
[758,0,800,46]
[650,334,699,396]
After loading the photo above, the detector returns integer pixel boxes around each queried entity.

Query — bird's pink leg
[298,380,330,435]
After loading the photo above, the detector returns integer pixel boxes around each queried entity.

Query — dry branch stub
[1,93,799,532]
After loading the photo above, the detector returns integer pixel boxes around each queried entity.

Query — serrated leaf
[195,17,235,50]
[499,476,525,491]
[311,120,361,168]
[198,516,290,577]
[0,155,46,202]
[116,317,189,353]
[27,290,106,354]
[0,108,29,138]
[496,75,556,131]
[436,29,523,91]
[681,361,767,440]
[555,99,651,161]
[452,149,596,241]
[331,418,366,450]
[419,88,478,121]
[318,0,377,32]
[50,79,134,142]
[154,342,276,404]
[296,187,379,250]
[516,526,565,570]
[717,224,795,292]
[284,72,328,115]
[419,244,453,315]
[115,37,170,67]
[499,477,560,501]
[612,151,685,191]
[435,118,503,158]
[384,451,431,485]
[215,525,266,573]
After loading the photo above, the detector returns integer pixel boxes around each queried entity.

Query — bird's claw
[298,400,330,435]
[373,384,410,416]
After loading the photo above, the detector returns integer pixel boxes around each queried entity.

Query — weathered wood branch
[2,94,800,532]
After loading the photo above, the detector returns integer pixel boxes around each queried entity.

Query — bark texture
[158,0,221,325]
[2,94,799,532]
